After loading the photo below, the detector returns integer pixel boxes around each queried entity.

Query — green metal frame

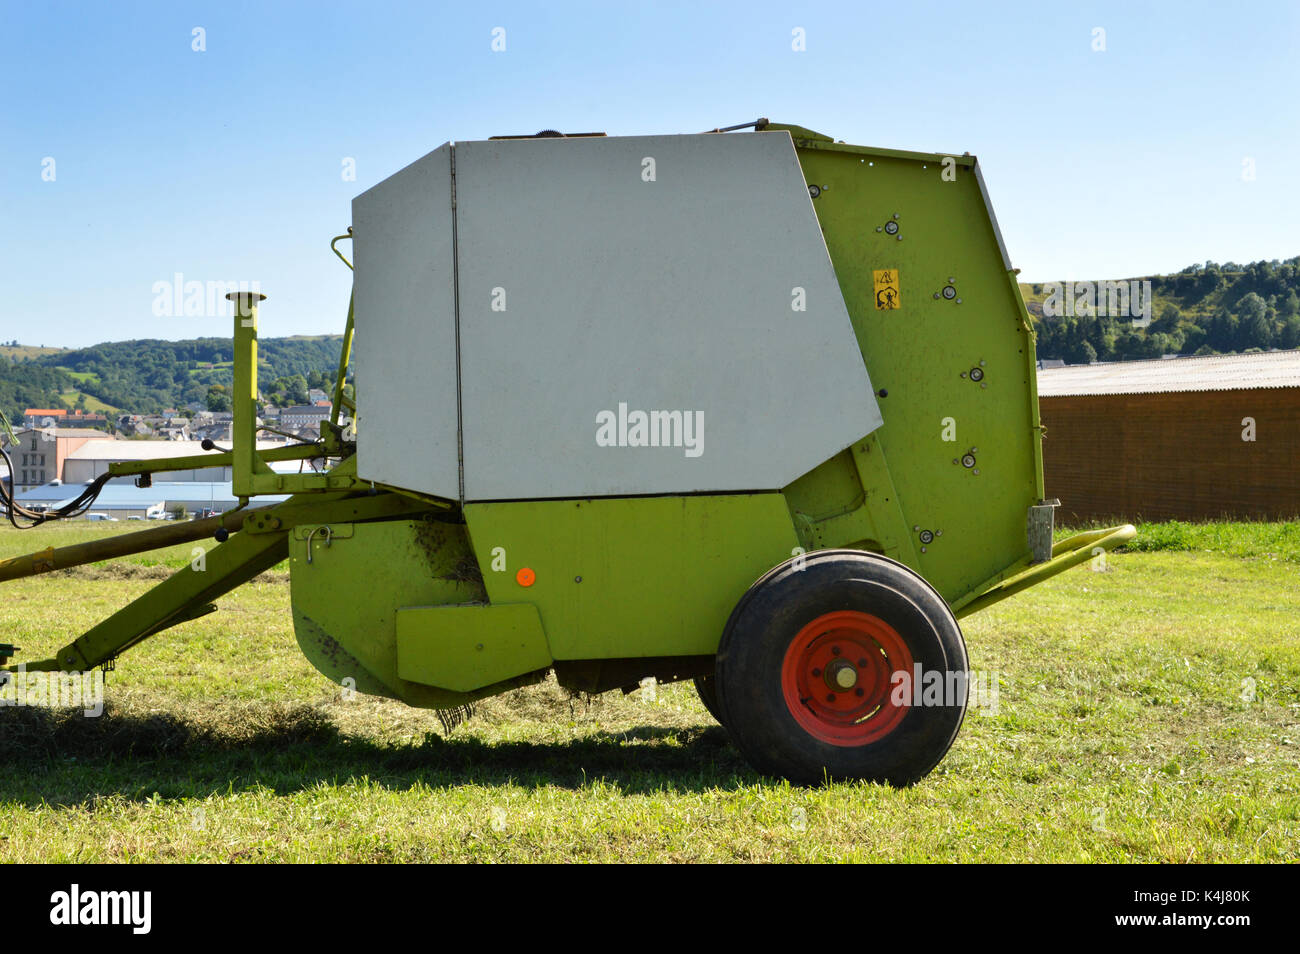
[2,275,438,675]
[956,523,1136,617]
[7,488,442,673]
[327,230,357,430]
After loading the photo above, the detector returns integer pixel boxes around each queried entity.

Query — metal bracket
[1027,499,1060,564]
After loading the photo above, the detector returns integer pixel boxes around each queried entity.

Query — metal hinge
[449,144,457,209]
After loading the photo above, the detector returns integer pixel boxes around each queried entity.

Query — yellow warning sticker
[873,269,900,310]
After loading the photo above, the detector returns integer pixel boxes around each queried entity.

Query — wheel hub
[824,658,858,690]
[780,610,915,746]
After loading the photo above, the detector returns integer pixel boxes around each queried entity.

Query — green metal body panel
[396,603,551,692]
[781,133,1045,610]
[464,494,801,660]
[288,518,503,707]
[783,434,920,566]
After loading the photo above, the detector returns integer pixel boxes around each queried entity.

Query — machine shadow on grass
[0,704,753,806]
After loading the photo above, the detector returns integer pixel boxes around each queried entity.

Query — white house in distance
[280,405,331,431]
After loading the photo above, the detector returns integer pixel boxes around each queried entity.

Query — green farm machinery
[0,121,1134,784]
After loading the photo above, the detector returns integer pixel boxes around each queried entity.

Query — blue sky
[2,1,1296,347]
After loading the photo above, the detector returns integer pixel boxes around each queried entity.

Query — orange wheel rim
[780,610,913,746]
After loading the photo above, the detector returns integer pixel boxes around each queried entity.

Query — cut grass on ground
[0,521,1296,862]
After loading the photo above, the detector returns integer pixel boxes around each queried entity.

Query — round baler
[0,121,1134,784]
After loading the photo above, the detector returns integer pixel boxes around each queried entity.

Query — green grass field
[0,346,66,361]
[187,361,234,377]
[0,521,1296,862]
[55,389,117,414]
[54,369,98,384]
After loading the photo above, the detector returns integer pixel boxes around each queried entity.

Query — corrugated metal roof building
[62,439,297,484]
[1038,350,1300,523]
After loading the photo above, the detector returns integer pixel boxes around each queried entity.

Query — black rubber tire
[715,549,968,786]
[694,675,724,724]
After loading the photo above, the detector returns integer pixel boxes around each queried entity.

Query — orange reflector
[516,567,536,587]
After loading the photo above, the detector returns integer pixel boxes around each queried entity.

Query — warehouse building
[1037,350,1300,523]
[14,478,290,519]
[61,439,294,484]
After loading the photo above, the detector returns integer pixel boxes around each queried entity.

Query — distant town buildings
[2,427,108,489]
[280,405,331,432]
[2,429,302,495]
[23,408,109,430]
[4,388,335,509]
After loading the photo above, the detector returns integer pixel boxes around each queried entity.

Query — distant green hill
[0,358,80,422]
[1021,256,1300,363]
[1,335,345,422]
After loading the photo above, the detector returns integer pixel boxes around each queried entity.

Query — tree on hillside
[1234,293,1271,350]
[1236,291,1267,322]
[206,384,232,413]
[1180,323,1208,354]
[285,374,309,405]
[1278,316,1300,350]
[1279,289,1299,319]
[1205,310,1237,352]
[1197,268,1223,298]
[1150,304,1182,335]
[1146,331,1180,357]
